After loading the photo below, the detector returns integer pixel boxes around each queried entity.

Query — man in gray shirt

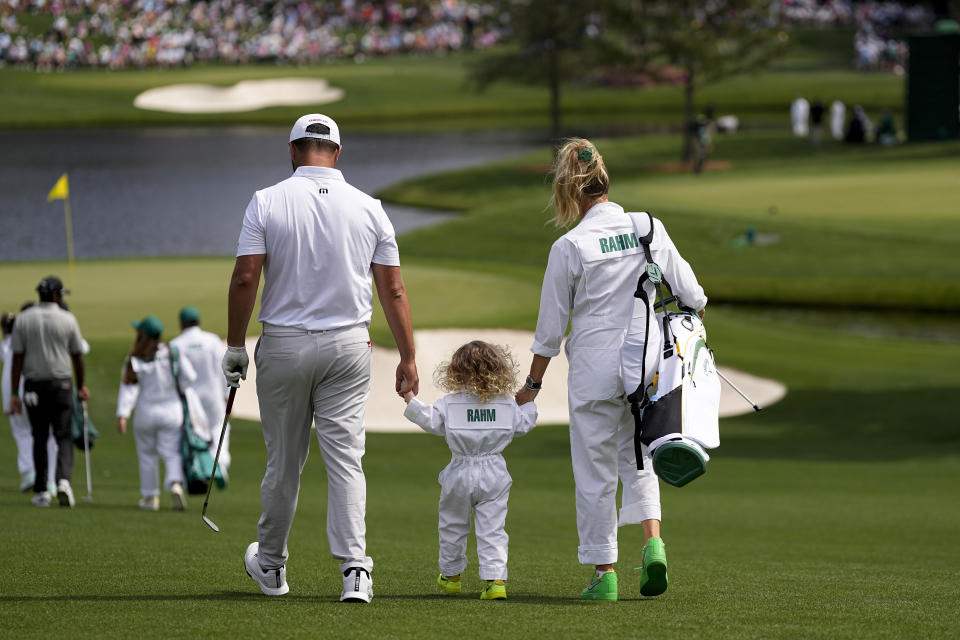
[9,276,89,507]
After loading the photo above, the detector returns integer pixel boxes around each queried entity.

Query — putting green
[623,157,960,230]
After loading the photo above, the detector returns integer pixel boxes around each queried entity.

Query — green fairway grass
[1,304,958,639]
[0,258,539,347]
[0,51,901,132]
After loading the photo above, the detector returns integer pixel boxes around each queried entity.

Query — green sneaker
[437,574,462,595]
[480,580,506,600]
[580,571,618,601]
[637,537,668,596]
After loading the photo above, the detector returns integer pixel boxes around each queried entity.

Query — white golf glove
[222,346,249,388]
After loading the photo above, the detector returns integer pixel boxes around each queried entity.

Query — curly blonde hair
[551,138,610,228]
[434,341,519,403]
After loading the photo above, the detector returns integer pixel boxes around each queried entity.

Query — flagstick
[64,196,76,288]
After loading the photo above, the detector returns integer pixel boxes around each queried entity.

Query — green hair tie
[577,148,593,163]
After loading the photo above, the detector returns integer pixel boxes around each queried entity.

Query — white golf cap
[289,113,341,146]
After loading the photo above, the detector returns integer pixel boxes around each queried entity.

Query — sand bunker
[230,328,786,433]
[133,78,344,114]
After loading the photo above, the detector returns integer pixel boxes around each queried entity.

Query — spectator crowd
[0,0,505,71]
[780,0,935,71]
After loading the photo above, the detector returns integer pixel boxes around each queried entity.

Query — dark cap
[132,315,164,339]
[179,306,200,325]
[37,276,70,297]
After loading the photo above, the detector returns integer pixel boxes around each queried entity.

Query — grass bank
[381,131,960,311]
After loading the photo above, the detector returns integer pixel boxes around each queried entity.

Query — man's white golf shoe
[340,567,373,603]
[56,479,75,508]
[244,542,289,596]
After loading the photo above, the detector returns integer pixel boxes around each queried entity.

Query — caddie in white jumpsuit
[404,391,537,584]
[224,113,418,602]
[170,306,230,472]
[117,317,195,511]
[518,139,706,601]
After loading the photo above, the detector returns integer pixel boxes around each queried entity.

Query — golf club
[201,386,236,532]
[717,369,762,412]
[81,400,93,502]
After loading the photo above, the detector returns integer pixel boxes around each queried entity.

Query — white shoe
[244,542,289,596]
[57,479,75,508]
[139,496,160,511]
[31,491,52,507]
[340,567,373,603]
[170,482,186,511]
[19,471,35,492]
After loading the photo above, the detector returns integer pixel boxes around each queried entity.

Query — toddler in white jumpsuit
[403,341,537,600]
[116,316,195,511]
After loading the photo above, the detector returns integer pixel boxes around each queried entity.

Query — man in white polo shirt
[224,113,418,603]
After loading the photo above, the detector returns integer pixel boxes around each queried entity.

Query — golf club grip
[225,386,236,416]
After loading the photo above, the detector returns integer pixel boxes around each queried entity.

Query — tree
[471,1,788,157]
[469,1,600,140]
[601,0,789,161]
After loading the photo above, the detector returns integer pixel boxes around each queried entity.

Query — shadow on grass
[0,592,621,606]
[0,592,291,603]
[721,387,960,461]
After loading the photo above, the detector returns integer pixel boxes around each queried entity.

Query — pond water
[0,128,542,261]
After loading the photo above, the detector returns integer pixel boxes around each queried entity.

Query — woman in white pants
[516,139,707,601]
[116,315,194,511]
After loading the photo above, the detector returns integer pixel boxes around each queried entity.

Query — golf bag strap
[635,212,675,358]
[168,345,186,402]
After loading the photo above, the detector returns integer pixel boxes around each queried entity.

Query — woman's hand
[515,387,539,406]
[117,417,127,434]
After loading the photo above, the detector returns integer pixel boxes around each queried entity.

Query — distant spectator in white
[791,96,810,137]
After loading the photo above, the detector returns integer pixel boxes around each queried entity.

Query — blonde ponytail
[550,138,609,228]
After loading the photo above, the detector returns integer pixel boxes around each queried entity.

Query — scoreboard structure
[907,33,960,142]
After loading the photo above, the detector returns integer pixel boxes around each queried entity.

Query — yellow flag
[47,173,69,201]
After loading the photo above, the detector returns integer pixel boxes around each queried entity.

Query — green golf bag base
[652,441,707,487]
[631,385,711,488]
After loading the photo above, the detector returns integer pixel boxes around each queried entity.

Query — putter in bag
[201,386,237,532]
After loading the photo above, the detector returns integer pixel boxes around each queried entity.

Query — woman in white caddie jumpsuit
[116,315,195,511]
[403,341,537,600]
[516,139,707,601]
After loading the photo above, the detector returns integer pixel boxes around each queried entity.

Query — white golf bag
[622,213,721,487]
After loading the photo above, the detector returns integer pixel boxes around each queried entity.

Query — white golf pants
[437,455,511,581]
[133,416,184,497]
[9,411,56,483]
[254,325,373,574]
[569,395,661,566]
